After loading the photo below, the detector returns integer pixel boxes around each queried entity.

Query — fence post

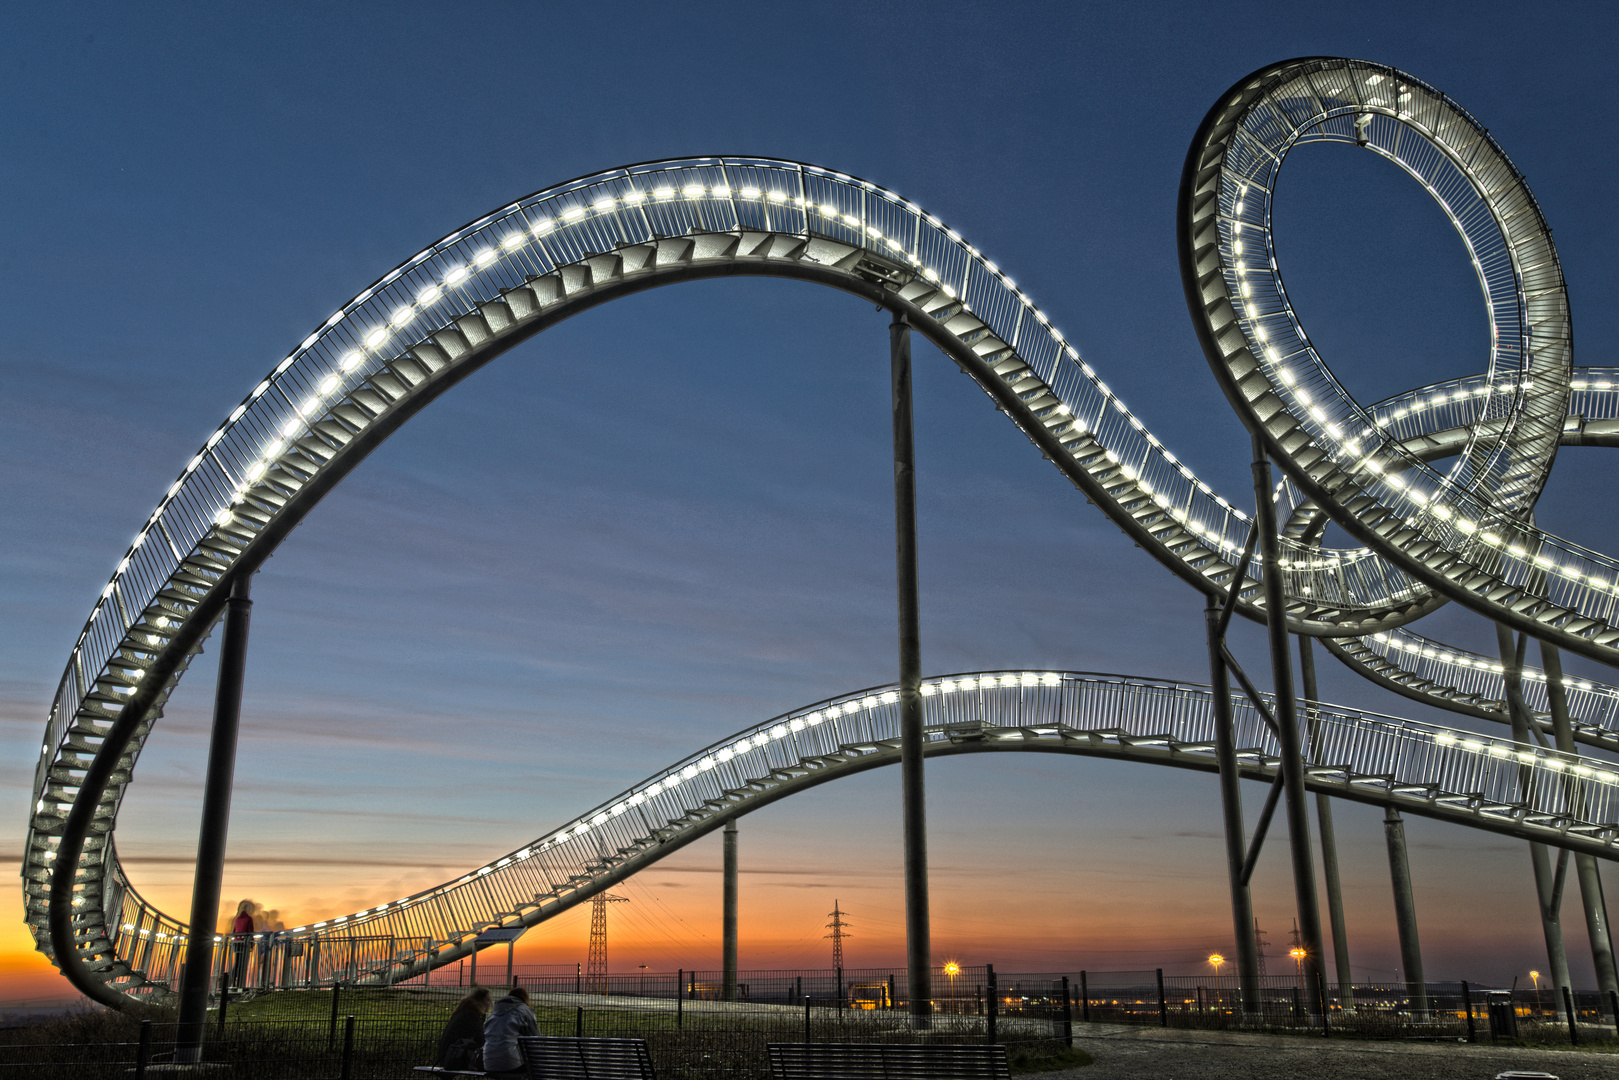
[328,983,341,1050]
[1317,972,1329,1036]
[677,972,683,1029]
[987,964,997,1044]
[339,1015,355,1080]
[1563,986,1579,1044]
[1291,986,1301,1024]
[135,1019,152,1080]
[575,962,581,995]
[1080,971,1089,1022]
[889,973,896,1012]
[796,975,802,1005]
[805,996,811,1043]
[1156,969,1167,1027]
[217,984,229,1033]
[1061,976,1073,1047]
[1609,989,1619,1033]
[1462,981,1475,1042]
[576,1006,583,1038]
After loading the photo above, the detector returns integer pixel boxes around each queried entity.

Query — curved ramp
[97,671,1619,1000]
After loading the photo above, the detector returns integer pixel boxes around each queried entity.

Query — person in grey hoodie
[482,986,540,1076]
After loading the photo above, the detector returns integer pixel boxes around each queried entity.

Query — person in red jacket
[229,900,255,988]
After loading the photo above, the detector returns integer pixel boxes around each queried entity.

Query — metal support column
[1250,438,1326,1014]
[1298,637,1354,1009]
[1205,595,1260,1012]
[1542,642,1619,1011]
[1382,806,1428,1017]
[175,574,253,1063]
[1498,624,1573,994]
[890,310,931,1028]
[722,817,738,1002]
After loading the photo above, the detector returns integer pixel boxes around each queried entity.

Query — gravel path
[1028,1024,1619,1079]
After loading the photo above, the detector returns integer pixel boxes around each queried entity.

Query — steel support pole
[1541,641,1619,1011]
[175,574,253,1063]
[1205,596,1260,1012]
[1382,806,1428,1018]
[1498,624,1573,994]
[1250,438,1326,1014]
[890,311,931,1028]
[1298,637,1354,1009]
[722,817,738,1002]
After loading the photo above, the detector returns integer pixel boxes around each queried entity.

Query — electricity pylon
[825,901,851,973]
[585,893,628,994]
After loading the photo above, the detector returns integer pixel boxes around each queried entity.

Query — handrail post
[174,573,253,1063]
[891,310,932,1029]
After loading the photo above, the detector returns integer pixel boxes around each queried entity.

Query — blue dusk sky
[1,1,1617,997]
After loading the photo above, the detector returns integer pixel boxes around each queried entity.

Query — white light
[820,203,837,216]
[712,186,731,198]
[592,198,615,213]
[562,207,586,221]
[247,462,268,481]
[364,327,388,348]
[501,233,526,250]
[533,219,555,234]
[444,265,469,284]
[767,190,787,202]
[622,189,646,203]
[340,351,364,372]
[214,509,233,527]
[683,185,705,197]
[390,306,413,327]
[300,396,321,417]
[319,374,339,394]
[654,187,675,200]
[741,186,760,199]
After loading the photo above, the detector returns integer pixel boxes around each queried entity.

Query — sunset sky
[3,2,1618,1003]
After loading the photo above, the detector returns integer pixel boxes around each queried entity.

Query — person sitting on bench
[483,986,539,1078]
[437,987,491,1071]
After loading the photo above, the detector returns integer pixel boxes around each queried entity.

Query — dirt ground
[1030,1023,1619,1079]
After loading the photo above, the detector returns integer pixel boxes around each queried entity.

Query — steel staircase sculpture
[28,58,1619,1006]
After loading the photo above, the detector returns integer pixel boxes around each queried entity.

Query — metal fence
[8,967,1619,1079]
[0,972,1069,1080]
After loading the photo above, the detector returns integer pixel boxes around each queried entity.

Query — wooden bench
[517,1035,657,1080]
[767,1042,1011,1080]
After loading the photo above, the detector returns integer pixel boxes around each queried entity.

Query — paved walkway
[1030,1023,1619,1079]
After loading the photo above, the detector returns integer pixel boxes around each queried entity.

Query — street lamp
[1531,969,1542,1016]
[1289,947,1306,997]
[1208,954,1225,1012]
[942,961,960,1012]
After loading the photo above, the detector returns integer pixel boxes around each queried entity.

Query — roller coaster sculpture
[26,57,1619,1007]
